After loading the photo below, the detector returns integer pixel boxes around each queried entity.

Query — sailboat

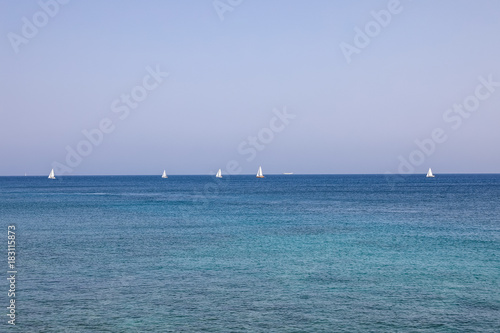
[256,166,264,178]
[48,169,56,179]
[162,170,168,178]
[426,168,435,178]
[216,169,222,178]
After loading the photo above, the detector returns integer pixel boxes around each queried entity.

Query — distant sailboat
[426,168,435,178]
[48,169,56,179]
[256,166,264,178]
[216,169,222,178]
[162,170,168,178]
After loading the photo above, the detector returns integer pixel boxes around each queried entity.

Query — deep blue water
[1,174,499,332]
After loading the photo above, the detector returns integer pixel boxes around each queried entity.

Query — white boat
[256,166,264,178]
[426,168,435,178]
[162,170,168,178]
[48,169,56,179]
[283,172,293,175]
[216,169,222,178]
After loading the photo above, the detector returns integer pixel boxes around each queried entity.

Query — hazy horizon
[1,1,500,176]
[5,171,500,177]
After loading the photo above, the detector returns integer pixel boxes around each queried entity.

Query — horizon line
[2,172,500,177]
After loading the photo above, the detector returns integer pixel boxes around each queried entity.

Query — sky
[1,0,499,175]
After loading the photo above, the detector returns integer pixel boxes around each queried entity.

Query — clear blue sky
[1,0,499,175]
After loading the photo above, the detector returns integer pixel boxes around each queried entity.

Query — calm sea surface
[1,175,499,332]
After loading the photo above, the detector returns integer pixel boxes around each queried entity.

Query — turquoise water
[1,175,499,332]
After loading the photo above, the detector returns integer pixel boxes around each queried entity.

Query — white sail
[256,166,264,178]
[48,169,56,179]
[216,169,222,178]
[162,170,168,178]
[426,168,435,178]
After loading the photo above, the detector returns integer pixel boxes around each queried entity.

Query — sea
[1,174,499,332]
